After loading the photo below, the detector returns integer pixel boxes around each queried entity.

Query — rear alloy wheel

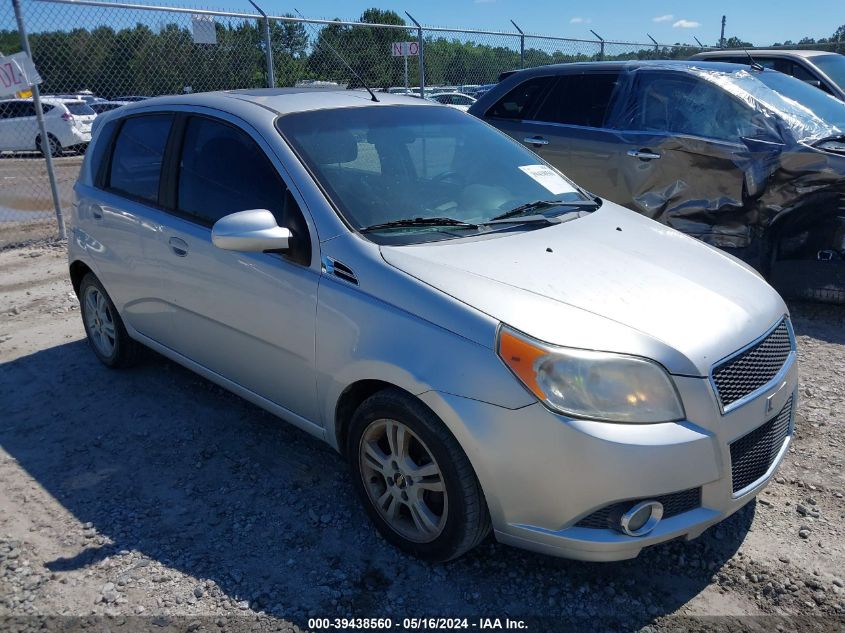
[348,389,491,561]
[79,273,139,368]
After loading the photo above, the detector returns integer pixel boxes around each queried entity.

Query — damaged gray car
[470,61,845,303]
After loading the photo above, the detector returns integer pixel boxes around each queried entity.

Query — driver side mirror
[802,79,823,89]
[211,209,291,252]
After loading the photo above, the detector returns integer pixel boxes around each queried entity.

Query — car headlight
[497,326,685,423]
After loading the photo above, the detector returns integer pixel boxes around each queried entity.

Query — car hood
[379,202,787,376]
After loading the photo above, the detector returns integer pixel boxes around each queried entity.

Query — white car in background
[427,91,477,111]
[0,97,96,156]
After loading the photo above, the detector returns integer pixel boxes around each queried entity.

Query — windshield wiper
[489,199,600,222]
[361,217,479,233]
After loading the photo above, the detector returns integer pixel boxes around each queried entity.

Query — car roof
[691,49,836,60]
[111,87,435,117]
[498,59,764,80]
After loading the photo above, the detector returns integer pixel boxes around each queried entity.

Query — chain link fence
[0,0,824,247]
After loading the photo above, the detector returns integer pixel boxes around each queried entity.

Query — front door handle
[91,205,103,220]
[627,149,661,161]
[523,136,549,146]
[168,236,189,257]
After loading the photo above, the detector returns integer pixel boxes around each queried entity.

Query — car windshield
[717,69,845,141]
[810,54,845,92]
[276,105,592,243]
[753,70,845,129]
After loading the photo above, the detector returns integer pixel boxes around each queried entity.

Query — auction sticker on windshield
[518,165,575,195]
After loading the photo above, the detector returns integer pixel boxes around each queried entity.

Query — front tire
[347,389,491,562]
[79,273,139,368]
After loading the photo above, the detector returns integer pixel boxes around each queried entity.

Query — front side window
[535,72,621,128]
[486,76,555,120]
[108,114,173,203]
[277,105,593,244]
[177,116,311,264]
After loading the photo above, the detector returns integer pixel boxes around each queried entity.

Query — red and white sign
[391,41,419,57]
[0,52,42,98]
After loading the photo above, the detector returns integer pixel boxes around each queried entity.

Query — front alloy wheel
[348,388,491,561]
[359,418,448,543]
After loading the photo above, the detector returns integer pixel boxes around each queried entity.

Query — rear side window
[66,102,96,116]
[108,114,173,203]
[535,73,621,128]
[176,116,311,265]
[486,76,555,120]
[15,102,35,118]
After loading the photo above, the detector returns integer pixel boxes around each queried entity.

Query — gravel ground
[1,241,844,632]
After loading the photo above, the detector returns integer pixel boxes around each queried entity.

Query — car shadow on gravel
[0,340,754,629]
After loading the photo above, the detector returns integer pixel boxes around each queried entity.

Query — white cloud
[570,16,592,24]
[652,14,673,22]
[673,19,701,28]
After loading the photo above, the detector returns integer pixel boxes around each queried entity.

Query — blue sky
[199,0,842,46]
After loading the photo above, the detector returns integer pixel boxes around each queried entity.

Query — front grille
[575,487,702,529]
[729,396,793,494]
[711,319,793,410]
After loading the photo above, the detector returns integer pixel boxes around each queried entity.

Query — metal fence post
[590,29,605,61]
[647,33,658,56]
[12,0,66,240]
[405,12,425,98]
[247,0,274,88]
[510,20,525,68]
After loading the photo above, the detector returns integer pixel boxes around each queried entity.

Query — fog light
[618,500,663,537]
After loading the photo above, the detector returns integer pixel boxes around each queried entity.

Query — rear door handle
[627,149,661,161]
[91,205,103,220]
[168,236,189,257]
[523,136,549,146]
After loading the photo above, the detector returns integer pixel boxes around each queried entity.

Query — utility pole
[720,15,726,48]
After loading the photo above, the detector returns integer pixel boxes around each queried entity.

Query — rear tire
[79,273,140,368]
[36,134,60,158]
[347,388,491,562]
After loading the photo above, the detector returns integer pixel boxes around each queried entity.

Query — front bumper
[419,355,797,562]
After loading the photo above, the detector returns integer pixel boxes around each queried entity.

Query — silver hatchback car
[69,89,797,562]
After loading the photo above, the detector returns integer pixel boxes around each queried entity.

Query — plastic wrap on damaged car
[605,63,845,263]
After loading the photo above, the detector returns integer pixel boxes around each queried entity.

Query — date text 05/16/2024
[308,618,529,630]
